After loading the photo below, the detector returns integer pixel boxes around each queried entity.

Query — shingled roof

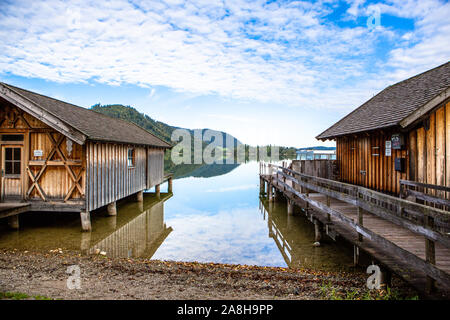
[316,61,450,140]
[0,82,172,148]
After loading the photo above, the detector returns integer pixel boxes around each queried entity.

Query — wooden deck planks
[261,173,450,298]
[311,192,450,273]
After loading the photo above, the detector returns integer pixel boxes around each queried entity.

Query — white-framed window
[127,148,135,167]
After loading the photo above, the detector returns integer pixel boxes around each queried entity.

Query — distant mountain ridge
[90,104,244,175]
[90,104,241,146]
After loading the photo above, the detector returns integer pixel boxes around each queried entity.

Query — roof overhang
[400,86,450,129]
[0,83,86,145]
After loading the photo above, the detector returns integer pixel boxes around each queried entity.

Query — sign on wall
[391,133,404,150]
[33,150,43,157]
[385,141,391,157]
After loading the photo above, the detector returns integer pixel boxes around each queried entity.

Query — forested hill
[91,104,173,143]
[90,104,241,146]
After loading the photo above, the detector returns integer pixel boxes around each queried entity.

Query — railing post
[425,215,436,293]
[353,245,359,266]
[357,206,363,242]
[326,192,331,222]
[313,219,322,246]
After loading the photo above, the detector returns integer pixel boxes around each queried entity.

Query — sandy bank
[0,250,417,300]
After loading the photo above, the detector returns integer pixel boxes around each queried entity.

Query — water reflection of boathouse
[88,193,172,259]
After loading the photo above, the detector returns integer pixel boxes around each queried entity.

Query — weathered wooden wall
[336,101,450,196]
[291,160,336,180]
[28,131,84,200]
[147,148,164,189]
[408,101,450,198]
[86,142,147,211]
[1,101,85,202]
[336,131,408,194]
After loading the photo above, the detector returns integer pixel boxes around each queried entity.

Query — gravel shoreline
[0,250,417,300]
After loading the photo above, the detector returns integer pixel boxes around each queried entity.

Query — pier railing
[260,161,450,293]
[400,179,450,211]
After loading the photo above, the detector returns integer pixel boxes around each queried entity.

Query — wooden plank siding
[147,148,164,189]
[1,102,86,202]
[27,131,84,200]
[409,102,449,199]
[336,101,450,196]
[87,142,147,211]
[337,131,408,194]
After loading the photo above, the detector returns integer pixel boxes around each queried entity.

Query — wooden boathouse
[0,82,172,231]
[317,61,450,197]
[260,62,450,298]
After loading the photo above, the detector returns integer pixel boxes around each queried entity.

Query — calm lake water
[0,161,354,271]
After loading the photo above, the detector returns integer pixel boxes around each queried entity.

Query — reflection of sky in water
[152,162,286,266]
[0,161,353,269]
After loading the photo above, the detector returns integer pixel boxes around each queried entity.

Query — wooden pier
[260,162,450,299]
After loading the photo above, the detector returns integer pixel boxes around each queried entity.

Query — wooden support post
[7,215,19,230]
[168,177,173,193]
[357,207,363,242]
[305,190,310,213]
[136,190,144,202]
[353,245,359,266]
[313,219,322,246]
[268,184,273,202]
[260,178,265,194]
[274,190,282,202]
[287,200,294,216]
[107,201,117,216]
[425,215,436,293]
[80,211,91,232]
[155,184,160,199]
[326,195,331,222]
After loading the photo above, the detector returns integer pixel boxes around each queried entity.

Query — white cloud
[0,0,448,112]
[149,87,156,98]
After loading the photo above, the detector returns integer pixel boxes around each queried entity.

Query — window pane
[14,148,21,160]
[5,148,12,160]
[128,149,134,166]
[13,161,21,174]
[5,161,12,174]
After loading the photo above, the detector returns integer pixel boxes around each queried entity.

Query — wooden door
[358,137,368,187]
[1,145,23,201]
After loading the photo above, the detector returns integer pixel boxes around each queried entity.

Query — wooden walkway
[260,163,450,299]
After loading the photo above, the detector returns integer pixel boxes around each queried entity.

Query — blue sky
[0,0,449,147]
